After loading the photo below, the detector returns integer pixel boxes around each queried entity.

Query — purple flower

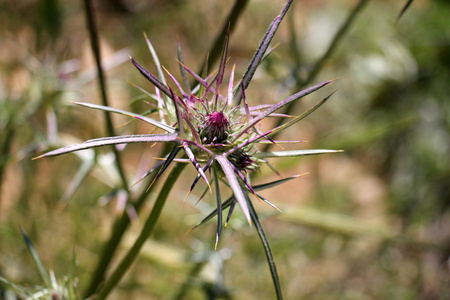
[35,17,340,238]
[199,111,230,144]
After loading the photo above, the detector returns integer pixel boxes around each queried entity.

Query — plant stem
[83,0,129,190]
[96,161,187,299]
[247,196,283,300]
[263,0,371,152]
[83,145,171,298]
[82,1,134,296]
[197,0,250,77]
[83,184,152,298]
[302,0,370,88]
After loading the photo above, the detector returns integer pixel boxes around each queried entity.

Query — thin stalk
[396,0,414,23]
[262,0,370,152]
[235,0,294,105]
[82,1,136,296]
[0,122,14,204]
[83,177,152,297]
[247,195,283,300]
[83,145,172,298]
[302,0,370,87]
[96,161,187,300]
[172,262,205,300]
[196,0,250,79]
[83,0,128,190]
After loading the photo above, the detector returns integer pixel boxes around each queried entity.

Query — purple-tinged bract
[199,111,230,144]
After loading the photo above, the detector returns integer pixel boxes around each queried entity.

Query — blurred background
[1,0,449,299]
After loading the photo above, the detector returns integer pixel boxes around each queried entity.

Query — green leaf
[268,90,336,137]
[215,155,251,225]
[254,149,343,158]
[233,79,334,141]
[247,196,283,300]
[34,133,178,159]
[22,229,50,285]
[72,101,176,133]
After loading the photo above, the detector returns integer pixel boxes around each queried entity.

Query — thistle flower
[34,28,340,230]
[33,1,342,297]
[199,111,230,144]
[34,34,339,242]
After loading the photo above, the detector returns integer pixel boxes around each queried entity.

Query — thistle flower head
[32,2,343,298]
[35,22,340,236]
[199,111,230,144]
[228,148,255,171]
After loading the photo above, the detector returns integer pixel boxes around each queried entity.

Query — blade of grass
[21,229,50,285]
[0,277,34,297]
[33,134,178,159]
[254,149,343,159]
[72,101,176,133]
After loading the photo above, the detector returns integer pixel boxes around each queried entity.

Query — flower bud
[228,149,255,171]
[199,111,230,144]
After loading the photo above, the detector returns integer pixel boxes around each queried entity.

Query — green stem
[196,0,250,78]
[83,0,128,190]
[247,196,283,300]
[263,0,370,153]
[83,144,173,298]
[172,262,205,300]
[302,0,370,88]
[82,1,135,296]
[82,184,151,298]
[96,161,187,300]
[0,121,15,204]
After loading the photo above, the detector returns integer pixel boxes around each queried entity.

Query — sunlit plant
[33,1,341,298]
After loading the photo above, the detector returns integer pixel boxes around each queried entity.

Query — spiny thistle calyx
[199,111,230,144]
[228,148,255,171]
[33,30,341,230]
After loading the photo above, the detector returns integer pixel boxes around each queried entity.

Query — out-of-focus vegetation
[1,0,449,299]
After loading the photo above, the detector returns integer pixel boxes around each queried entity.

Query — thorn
[183,190,191,203]
[145,178,157,193]
[215,235,219,250]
